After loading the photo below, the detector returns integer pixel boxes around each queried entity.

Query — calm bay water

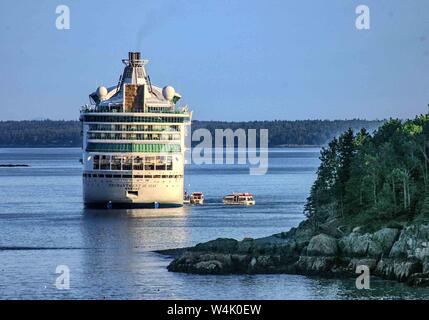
[0,148,427,299]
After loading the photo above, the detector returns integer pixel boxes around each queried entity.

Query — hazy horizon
[1,0,428,121]
[0,117,388,122]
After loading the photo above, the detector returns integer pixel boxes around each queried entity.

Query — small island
[163,115,429,287]
[0,164,29,167]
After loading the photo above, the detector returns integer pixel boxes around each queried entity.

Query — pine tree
[336,128,355,217]
[421,189,429,216]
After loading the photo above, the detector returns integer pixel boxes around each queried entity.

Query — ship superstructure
[79,52,192,208]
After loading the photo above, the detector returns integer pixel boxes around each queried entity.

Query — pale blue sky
[0,0,428,121]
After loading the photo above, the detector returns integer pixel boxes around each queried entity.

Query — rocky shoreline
[163,220,429,287]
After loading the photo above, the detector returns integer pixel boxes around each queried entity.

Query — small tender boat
[183,192,191,204]
[223,193,255,206]
[190,192,204,205]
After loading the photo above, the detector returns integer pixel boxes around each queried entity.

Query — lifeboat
[223,193,255,206]
[190,192,204,205]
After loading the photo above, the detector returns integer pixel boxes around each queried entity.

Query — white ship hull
[83,175,184,208]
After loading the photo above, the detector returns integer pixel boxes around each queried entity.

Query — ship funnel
[121,51,148,86]
[128,52,141,62]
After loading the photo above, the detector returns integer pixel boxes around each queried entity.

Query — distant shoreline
[0,119,383,148]
[0,145,322,149]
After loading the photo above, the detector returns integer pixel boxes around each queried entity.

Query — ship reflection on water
[83,206,189,218]
[81,206,191,252]
[77,207,191,299]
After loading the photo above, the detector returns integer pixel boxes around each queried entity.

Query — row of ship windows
[147,106,177,113]
[83,173,183,179]
[88,124,180,132]
[85,107,182,114]
[87,132,181,141]
[93,155,174,171]
[86,143,181,153]
[82,115,190,123]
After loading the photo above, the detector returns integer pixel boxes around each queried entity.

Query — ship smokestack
[121,52,147,86]
[129,52,141,62]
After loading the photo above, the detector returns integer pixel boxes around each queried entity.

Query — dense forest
[304,114,429,230]
[0,120,81,147]
[0,119,382,147]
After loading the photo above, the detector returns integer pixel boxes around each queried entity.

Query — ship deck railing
[80,106,188,115]
[87,128,181,132]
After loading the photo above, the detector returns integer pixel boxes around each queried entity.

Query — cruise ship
[79,52,192,208]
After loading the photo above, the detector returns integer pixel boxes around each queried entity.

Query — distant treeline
[192,120,383,147]
[0,120,81,147]
[0,119,383,147]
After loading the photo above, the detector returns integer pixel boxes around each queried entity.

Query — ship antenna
[147,75,154,93]
[116,74,123,92]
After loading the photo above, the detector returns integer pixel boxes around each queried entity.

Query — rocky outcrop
[338,228,399,258]
[375,258,422,281]
[165,223,429,287]
[295,256,337,274]
[373,224,429,285]
[307,234,338,256]
[389,224,429,260]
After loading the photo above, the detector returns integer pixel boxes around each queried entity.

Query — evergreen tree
[305,112,429,227]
